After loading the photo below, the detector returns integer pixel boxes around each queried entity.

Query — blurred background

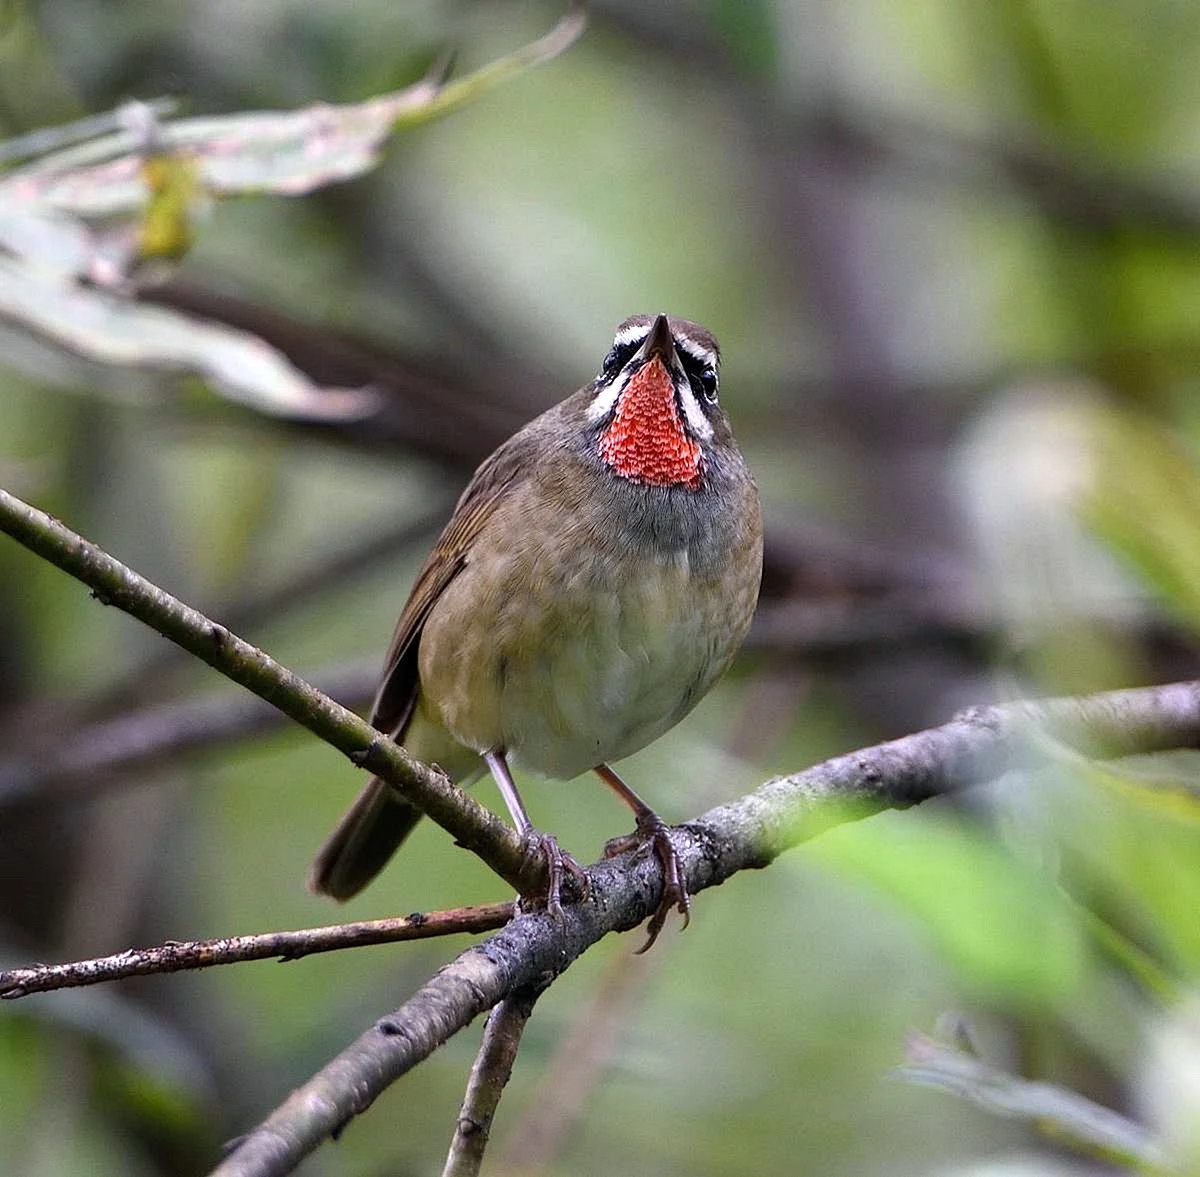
[3,1,1200,1174]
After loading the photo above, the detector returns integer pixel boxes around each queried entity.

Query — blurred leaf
[0,98,177,168]
[0,5,584,421]
[0,200,95,277]
[0,257,378,420]
[808,809,1084,1003]
[899,1032,1172,1174]
[102,1060,207,1141]
[0,1017,47,1146]
[136,151,202,264]
[0,981,210,1173]
[1086,407,1200,635]
[1140,995,1200,1172]
[1059,753,1200,976]
[0,6,584,216]
[704,0,777,78]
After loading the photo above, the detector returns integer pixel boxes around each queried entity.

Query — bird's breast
[416,478,759,780]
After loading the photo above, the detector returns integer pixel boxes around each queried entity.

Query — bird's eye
[694,368,718,403]
[675,345,719,404]
[601,340,639,377]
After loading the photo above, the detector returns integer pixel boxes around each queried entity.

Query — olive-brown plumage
[309,314,763,944]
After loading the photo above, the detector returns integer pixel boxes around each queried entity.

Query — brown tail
[307,778,425,901]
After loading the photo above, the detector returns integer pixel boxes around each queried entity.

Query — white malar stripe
[677,380,714,441]
[585,367,631,424]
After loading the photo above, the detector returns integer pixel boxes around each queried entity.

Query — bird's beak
[639,314,675,363]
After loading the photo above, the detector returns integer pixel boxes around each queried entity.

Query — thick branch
[7,469,1200,1177]
[211,678,1200,1177]
[0,487,533,892]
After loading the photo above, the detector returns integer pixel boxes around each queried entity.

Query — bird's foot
[604,812,691,953]
[517,831,590,920]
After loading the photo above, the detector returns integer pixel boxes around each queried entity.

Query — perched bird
[309,313,763,947]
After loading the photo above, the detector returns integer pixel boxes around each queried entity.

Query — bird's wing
[368,422,547,738]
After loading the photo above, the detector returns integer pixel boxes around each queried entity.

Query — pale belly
[416,541,754,781]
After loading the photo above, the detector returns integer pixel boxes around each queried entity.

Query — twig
[442,990,539,1177]
[0,902,515,998]
[496,947,656,1172]
[210,678,1200,1177]
[0,486,534,893]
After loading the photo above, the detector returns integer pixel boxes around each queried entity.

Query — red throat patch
[597,357,703,489]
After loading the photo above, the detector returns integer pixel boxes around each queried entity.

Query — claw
[518,831,589,918]
[604,811,690,952]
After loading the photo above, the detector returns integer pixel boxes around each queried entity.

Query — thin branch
[0,903,514,998]
[146,278,536,464]
[0,486,534,893]
[442,990,540,1177]
[497,947,657,1172]
[210,678,1200,1177]
[0,600,974,812]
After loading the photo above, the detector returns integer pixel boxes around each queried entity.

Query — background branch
[74,499,450,720]
[898,1033,1172,1173]
[6,467,1200,1177]
[0,660,375,808]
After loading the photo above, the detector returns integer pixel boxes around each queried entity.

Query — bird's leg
[595,764,690,952]
[484,749,588,918]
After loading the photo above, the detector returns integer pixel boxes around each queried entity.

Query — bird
[308,313,763,948]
